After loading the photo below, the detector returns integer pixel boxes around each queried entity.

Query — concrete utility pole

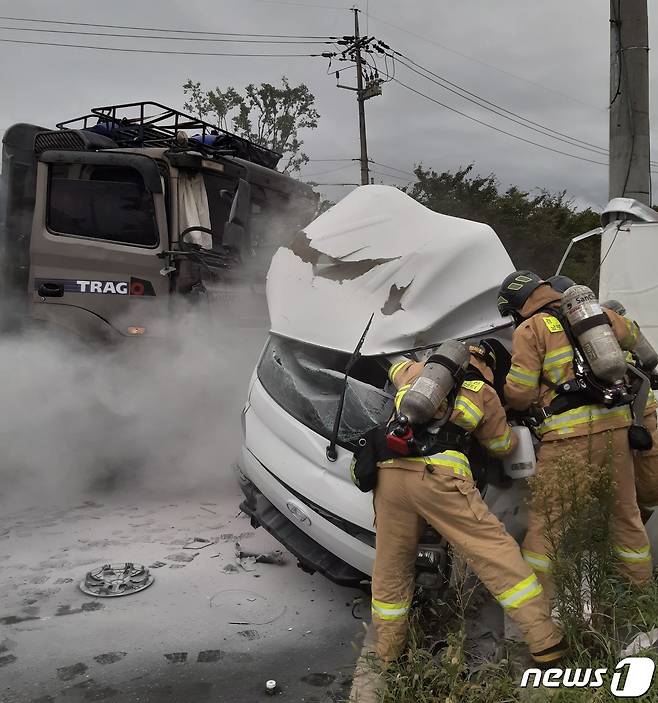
[609,0,651,205]
[353,8,370,186]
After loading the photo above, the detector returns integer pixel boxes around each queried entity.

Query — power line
[386,52,610,156]
[251,0,348,8]
[303,164,355,178]
[0,37,332,57]
[370,169,410,182]
[368,11,607,114]
[368,160,415,177]
[380,44,658,169]
[0,15,336,39]
[392,77,612,167]
[307,158,417,179]
[0,24,334,44]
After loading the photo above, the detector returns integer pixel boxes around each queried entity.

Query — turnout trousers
[371,464,562,662]
[522,428,653,597]
[635,411,658,510]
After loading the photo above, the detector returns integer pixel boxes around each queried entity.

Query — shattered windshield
[257,335,393,448]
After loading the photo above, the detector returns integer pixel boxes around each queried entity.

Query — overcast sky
[0,0,656,210]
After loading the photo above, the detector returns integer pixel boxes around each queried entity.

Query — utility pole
[353,9,370,185]
[336,10,381,185]
[609,0,651,205]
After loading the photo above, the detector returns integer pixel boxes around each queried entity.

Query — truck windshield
[47,163,158,247]
[257,335,393,449]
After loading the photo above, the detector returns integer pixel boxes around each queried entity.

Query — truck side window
[47,164,159,247]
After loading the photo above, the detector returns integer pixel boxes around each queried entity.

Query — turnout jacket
[505,285,640,442]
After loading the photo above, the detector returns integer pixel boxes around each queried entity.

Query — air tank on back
[562,285,627,383]
[398,340,470,425]
[602,299,658,372]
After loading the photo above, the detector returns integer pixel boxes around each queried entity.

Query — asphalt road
[0,297,365,703]
[0,485,365,703]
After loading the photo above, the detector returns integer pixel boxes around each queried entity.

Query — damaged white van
[238,185,519,588]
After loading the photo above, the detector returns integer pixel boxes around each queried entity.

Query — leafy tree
[405,164,601,287]
[183,77,320,174]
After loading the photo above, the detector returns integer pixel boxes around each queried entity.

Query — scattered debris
[165,552,197,563]
[183,537,215,550]
[622,628,658,657]
[149,561,167,569]
[237,630,260,640]
[200,506,217,515]
[235,541,285,571]
[79,563,154,598]
[56,602,103,616]
[222,564,240,574]
[237,555,257,572]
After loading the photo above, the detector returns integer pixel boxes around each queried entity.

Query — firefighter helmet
[497,271,545,317]
[545,274,576,294]
[601,299,627,316]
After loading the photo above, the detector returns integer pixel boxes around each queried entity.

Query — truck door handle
[38,282,64,298]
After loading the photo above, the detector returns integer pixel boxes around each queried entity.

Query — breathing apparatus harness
[526,306,652,450]
[350,347,491,493]
[384,360,490,458]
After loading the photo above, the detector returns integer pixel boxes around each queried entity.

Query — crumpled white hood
[267,185,515,355]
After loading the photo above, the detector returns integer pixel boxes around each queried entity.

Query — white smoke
[0,186,318,511]
[0,304,267,510]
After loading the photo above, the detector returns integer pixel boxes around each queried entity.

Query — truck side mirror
[228,179,251,228]
[223,179,252,253]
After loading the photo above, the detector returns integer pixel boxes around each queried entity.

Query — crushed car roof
[267,185,515,355]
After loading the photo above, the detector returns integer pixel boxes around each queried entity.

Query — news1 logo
[521,657,655,697]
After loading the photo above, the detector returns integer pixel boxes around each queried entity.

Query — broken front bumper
[238,472,369,589]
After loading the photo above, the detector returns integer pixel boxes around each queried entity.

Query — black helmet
[546,274,576,294]
[497,270,544,317]
[601,299,627,316]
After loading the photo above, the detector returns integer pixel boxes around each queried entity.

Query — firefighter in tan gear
[548,278,658,518]
[601,299,658,517]
[500,271,653,597]
[370,344,564,664]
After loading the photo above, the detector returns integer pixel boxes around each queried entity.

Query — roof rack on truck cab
[54,101,282,170]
